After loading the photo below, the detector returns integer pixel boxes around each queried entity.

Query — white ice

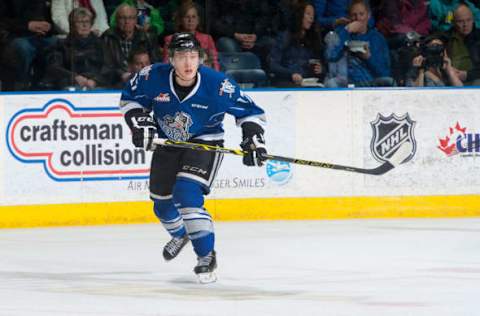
[0,218,479,316]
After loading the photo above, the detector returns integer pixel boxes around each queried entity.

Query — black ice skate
[194,250,217,284]
[163,235,189,261]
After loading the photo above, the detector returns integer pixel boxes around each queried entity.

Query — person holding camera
[406,34,463,87]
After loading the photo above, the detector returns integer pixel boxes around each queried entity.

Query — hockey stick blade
[152,138,411,176]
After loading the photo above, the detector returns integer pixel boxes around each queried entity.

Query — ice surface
[0,218,479,316]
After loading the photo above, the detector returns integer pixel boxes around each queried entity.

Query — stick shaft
[153,138,394,175]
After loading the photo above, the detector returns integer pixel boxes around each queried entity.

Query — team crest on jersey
[370,113,416,163]
[219,79,235,97]
[154,93,171,102]
[159,111,193,141]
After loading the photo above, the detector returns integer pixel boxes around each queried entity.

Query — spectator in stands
[110,0,164,37]
[269,1,325,87]
[44,7,106,90]
[208,0,275,67]
[128,48,152,74]
[406,34,463,87]
[312,0,374,30]
[51,0,109,36]
[375,0,431,86]
[163,2,219,70]
[0,0,57,91]
[376,0,430,47]
[158,0,206,37]
[324,0,393,87]
[429,0,480,32]
[446,3,480,86]
[102,3,159,88]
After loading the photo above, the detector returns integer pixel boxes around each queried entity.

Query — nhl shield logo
[370,113,416,163]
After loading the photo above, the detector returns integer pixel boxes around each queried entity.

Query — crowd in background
[1,0,480,91]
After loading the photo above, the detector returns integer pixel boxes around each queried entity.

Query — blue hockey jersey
[120,63,266,142]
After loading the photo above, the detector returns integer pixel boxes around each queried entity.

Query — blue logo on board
[266,160,292,185]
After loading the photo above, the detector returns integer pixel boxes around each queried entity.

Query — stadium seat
[218,52,268,88]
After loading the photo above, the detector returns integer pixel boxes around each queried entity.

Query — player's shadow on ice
[168,276,198,284]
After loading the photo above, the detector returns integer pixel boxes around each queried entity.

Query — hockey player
[119,32,267,283]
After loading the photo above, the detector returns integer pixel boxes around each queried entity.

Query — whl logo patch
[370,113,416,163]
[266,160,292,185]
[437,122,480,156]
[6,98,149,182]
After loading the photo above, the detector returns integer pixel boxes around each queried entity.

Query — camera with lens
[405,31,422,48]
[398,32,423,65]
[419,43,445,69]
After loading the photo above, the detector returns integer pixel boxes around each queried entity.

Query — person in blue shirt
[119,32,267,283]
[312,0,374,30]
[324,0,393,87]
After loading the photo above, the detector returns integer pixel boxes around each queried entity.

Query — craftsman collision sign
[6,98,150,182]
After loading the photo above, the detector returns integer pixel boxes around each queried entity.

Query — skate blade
[196,272,217,284]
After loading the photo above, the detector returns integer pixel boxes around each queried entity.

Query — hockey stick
[152,138,413,175]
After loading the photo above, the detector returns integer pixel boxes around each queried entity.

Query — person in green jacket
[110,0,164,36]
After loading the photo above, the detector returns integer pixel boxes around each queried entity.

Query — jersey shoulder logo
[154,93,171,102]
[139,65,153,80]
[159,111,193,141]
[219,79,235,97]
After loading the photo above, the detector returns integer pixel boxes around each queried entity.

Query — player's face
[173,50,200,82]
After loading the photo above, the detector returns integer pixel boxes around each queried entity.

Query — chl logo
[370,113,416,163]
[437,122,480,156]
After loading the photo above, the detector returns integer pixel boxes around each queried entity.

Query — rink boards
[1,88,480,227]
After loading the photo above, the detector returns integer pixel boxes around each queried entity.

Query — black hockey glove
[124,108,157,151]
[240,122,267,167]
